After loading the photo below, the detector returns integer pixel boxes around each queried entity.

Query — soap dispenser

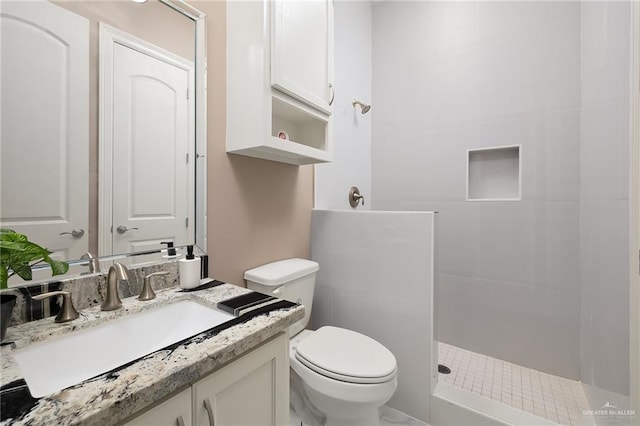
[179,245,201,289]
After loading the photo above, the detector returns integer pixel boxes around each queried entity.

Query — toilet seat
[294,326,397,384]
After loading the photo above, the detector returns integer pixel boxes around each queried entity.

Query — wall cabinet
[123,333,288,426]
[271,0,334,114]
[227,0,334,166]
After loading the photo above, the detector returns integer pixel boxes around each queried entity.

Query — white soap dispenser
[179,245,201,289]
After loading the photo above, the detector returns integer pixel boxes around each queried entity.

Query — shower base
[437,342,594,426]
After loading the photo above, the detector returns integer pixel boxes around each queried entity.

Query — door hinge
[186,89,189,100]
[186,153,189,163]
[186,217,189,228]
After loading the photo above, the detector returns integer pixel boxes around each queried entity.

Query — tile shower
[317,0,633,423]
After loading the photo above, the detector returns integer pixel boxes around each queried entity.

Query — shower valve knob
[349,186,365,208]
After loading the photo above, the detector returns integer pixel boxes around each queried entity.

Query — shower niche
[467,145,521,201]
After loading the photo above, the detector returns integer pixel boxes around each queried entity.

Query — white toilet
[245,258,398,426]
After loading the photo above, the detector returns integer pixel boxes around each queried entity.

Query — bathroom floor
[290,406,427,426]
[437,342,595,426]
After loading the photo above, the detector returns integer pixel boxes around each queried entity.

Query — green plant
[0,228,69,289]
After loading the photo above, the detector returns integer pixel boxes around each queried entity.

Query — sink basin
[13,300,235,397]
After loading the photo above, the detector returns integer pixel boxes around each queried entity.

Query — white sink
[13,300,235,397]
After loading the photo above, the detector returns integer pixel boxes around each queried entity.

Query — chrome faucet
[102,263,130,311]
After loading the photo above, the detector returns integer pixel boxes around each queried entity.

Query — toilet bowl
[245,259,398,426]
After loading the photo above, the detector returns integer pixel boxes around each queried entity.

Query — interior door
[111,42,193,255]
[0,1,89,263]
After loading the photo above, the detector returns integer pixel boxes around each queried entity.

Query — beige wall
[196,1,314,287]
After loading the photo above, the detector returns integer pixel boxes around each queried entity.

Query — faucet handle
[138,271,169,301]
[32,291,80,323]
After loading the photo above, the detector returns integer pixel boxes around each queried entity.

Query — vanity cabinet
[123,333,288,426]
[125,388,191,426]
[226,0,334,166]
[193,332,289,425]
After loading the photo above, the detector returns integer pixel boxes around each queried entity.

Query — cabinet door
[124,387,192,426]
[271,0,334,114]
[193,333,289,426]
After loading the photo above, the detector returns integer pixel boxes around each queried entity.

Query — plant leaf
[0,267,8,290]
[0,229,69,285]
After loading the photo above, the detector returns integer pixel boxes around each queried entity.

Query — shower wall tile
[475,115,537,200]
[476,1,579,45]
[315,1,372,210]
[578,0,631,399]
[372,0,584,382]
[420,48,480,127]
[474,202,536,285]
[580,1,631,105]
[475,35,540,120]
[431,201,476,277]
[580,101,630,201]
[532,202,581,297]
[536,19,582,112]
[580,199,630,396]
[311,210,436,422]
[534,109,581,201]
[373,124,477,203]
[436,273,580,380]
[418,1,477,57]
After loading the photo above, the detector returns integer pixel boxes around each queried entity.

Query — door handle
[176,415,185,426]
[59,228,85,238]
[116,226,139,234]
[203,398,215,426]
[329,83,335,106]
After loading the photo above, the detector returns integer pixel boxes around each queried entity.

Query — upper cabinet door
[271,0,334,115]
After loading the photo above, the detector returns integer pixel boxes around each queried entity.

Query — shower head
[352,100,371,114]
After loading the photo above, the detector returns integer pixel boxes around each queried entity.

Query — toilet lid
[294,326,397,384]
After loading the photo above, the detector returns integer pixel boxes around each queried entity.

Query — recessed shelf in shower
[466,145,521,201]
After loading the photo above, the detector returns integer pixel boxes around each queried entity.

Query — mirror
[0,0,206,288]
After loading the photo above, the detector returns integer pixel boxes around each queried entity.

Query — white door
[0,1,89,262]
[271,0,334,114]
[104,30,194,255]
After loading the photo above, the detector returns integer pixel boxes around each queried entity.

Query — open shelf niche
[467,145,521,201]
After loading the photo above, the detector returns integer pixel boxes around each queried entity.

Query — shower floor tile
[437,342,595,426]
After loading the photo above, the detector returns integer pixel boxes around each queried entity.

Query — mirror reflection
[1,0,199,288]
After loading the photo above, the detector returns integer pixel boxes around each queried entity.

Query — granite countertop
[0,282,304,425]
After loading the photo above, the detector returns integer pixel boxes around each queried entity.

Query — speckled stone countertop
[0,283,304,425]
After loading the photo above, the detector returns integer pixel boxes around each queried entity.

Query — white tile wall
[314,1,372,210]
[311,210,435,422]
[371,0,592,386]
[579,0,631,399]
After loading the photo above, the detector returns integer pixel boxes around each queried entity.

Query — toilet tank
[244,258,319,337]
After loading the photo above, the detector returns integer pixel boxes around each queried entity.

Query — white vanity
[0,284,303,426]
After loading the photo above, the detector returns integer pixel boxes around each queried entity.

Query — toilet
[244,258,397,426]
